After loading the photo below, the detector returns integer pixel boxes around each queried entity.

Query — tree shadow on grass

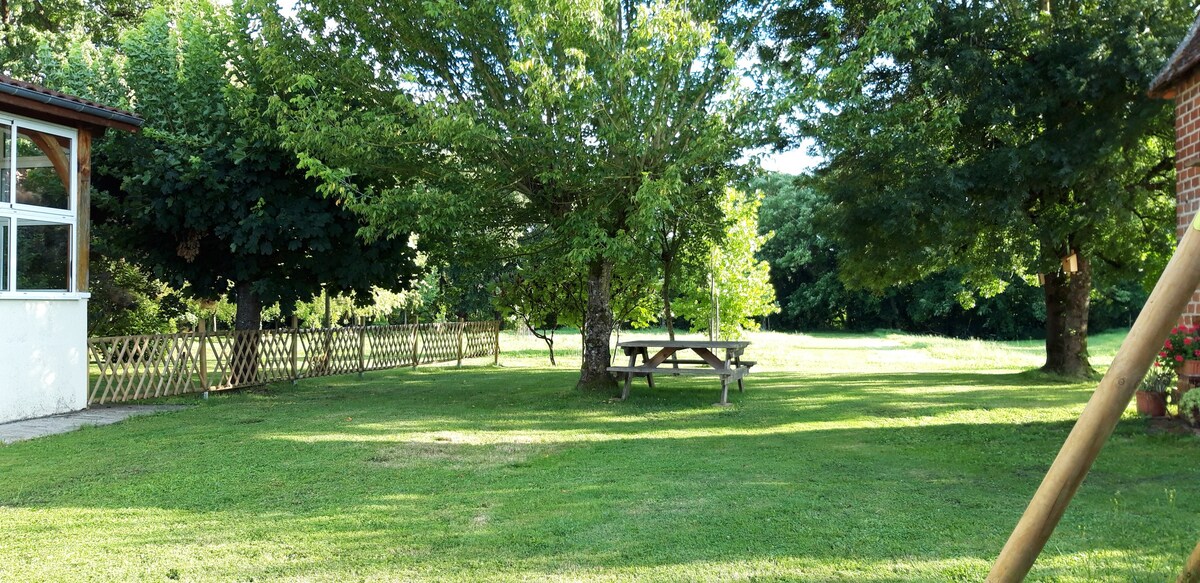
[0,365,1195,581]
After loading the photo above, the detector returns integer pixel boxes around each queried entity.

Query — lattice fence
[88,321,500,404]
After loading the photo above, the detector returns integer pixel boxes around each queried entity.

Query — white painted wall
[0,299,87,424]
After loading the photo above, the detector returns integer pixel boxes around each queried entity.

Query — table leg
[642,347,656,389]
[620,349,636,401]
[735,353,744,393]
[719,376,729,406]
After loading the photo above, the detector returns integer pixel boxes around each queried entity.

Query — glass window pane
[0,217,8,291]
[15,128,70,210]
[17,221,70,291]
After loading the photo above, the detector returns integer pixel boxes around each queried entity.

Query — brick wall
[1175,69,1200,324]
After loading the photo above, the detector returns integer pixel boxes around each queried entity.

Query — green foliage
[769,0,1186,289]
[0,0,151,78]
[35,0,418,326]
[1138,367,1174,395]
[1180,388,1200,426]
[251,0,772,375]
[764,0,1189,369]
[755,172,1144,339]
[676,187,777,338]
[87,254,186,337]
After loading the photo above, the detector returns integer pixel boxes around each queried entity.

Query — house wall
[1175,68,1200,325]
[0,299,87,424]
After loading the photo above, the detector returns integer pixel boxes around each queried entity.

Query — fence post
[493,320,500,366]
[456,317,465,367]
[358,316,367,379]
[412,313,420,368]
[198,319,209,396]
[290,315,299,384]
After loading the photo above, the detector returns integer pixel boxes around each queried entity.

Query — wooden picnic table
[608,339,754,405]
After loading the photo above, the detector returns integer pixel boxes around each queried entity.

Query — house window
[0,117,76,294]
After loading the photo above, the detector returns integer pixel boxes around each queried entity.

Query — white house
[0,75,142,424]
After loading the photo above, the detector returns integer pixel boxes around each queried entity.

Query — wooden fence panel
[88,332,200,404]
[418,322,457,364]
[365,324,417,370]
[88,321,501,404]
[463,321,498,359]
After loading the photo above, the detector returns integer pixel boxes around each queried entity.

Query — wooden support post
[290,315,299,384]
[988,220,1200,582]
[75,130,92,293]
[493,321,500,366]
[1178,540,1200,583]
[412,313,420,368]
[456,318,465,367]
[358,316,366,379]
[197,319,209,394]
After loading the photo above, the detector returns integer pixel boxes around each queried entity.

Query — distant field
[3,327,1196,582]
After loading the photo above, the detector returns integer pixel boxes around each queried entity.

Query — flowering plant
[1157,325,1200,368]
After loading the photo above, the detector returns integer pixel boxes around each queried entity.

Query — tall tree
[0,0,151,77]
[38,0,419,333]
[766,0,1188,376]
[254,0,773,390]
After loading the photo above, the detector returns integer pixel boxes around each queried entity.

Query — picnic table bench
[608,339,754,405]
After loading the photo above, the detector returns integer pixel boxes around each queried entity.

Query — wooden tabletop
[616,339,750,350]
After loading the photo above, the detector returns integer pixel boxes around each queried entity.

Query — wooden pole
[988,220,1200,581]
[289,315,299,384]
[456,317,465,367]
[197,319,209,394]
[493,321,500,366]
[358,316,366,378]
[1179,540,1200,583]
[412,313,420,368]
[75,130,91,293]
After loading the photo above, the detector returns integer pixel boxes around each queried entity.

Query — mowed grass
[1,328,1198,582]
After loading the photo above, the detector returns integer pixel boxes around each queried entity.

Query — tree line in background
[3,0,1193,383]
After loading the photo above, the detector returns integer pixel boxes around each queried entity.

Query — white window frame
[0,113,83,299]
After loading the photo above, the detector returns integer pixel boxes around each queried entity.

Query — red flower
[1161,351,1169,358]
[1187,337,1194,346]
[1193,349,1200,357]
[1176,355,1185,363]
[1166,340,1174,349]
[1173,327,1181,334]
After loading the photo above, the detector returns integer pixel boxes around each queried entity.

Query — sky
[759,146,822,175]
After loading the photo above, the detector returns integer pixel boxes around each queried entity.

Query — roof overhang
[1150,15,1200,99]
[0,75,143,134]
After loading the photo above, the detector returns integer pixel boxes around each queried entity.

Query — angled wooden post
[197,319,209,394]
[493,321,500,366]
[988,219,1200,581]
[1178,540,1200,583]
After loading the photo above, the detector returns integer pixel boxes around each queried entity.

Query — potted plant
[1135,367,1172,417]
[1157,325,1200,397]
[1180,389,1200,427]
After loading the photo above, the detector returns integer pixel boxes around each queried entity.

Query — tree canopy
[254,0,775,388]
[766,0,1191,376]
[37,0,419,330]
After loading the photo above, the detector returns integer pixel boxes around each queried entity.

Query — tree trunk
[577,259,618,392]
[1042,253,1094,378]
[232,281,262,385]
[662,258,676,341]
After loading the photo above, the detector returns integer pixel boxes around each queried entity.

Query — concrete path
[0,405,189,444]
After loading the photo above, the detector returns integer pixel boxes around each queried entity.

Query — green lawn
[2,328,1197,582]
